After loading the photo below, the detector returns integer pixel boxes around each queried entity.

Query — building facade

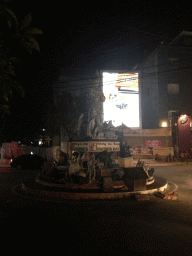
[140,31,192,129]
[53,32,192,156]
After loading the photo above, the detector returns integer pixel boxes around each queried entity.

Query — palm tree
[0,0,42,115]
[14,12,43,54]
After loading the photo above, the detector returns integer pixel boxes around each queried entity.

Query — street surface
[0,165,192,255]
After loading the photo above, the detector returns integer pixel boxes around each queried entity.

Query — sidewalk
[133,158,192,167]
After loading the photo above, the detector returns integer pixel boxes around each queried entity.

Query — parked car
[10,154,46,170]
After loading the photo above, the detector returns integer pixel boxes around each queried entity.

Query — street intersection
[0,164,191,255]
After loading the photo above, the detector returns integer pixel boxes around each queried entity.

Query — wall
[123,127,173,157]
[158,45,192,120]
[124,136,172,148]
[1,142,24,159]
[140,49,159,128]
[140,44,192,128]
[1,142,53,160]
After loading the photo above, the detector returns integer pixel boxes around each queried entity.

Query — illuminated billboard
[103,72,140,127]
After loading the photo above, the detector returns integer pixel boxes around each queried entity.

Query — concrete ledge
[17,175,168,200]
[21,182,167,200]
[164,182,178,194]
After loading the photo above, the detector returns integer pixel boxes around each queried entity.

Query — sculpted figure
[87,87,104,138]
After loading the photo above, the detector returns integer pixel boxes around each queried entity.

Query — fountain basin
[13,174,169,201]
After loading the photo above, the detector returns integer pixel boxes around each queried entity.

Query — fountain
[13,144,171,200]
[12,79,176,200]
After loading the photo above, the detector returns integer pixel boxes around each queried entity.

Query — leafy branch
[0,0,43,115]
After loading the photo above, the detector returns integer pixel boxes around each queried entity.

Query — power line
[61,15,175,71]
[56,53,192,82]
[91,12,172,42]
[28,52,192,94]
[54,66,192,92]
[29,63,192,94]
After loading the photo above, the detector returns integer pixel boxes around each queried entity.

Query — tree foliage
[0,0,43,115]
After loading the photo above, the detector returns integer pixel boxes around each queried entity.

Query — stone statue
[87,87,104,138]
[76,113,87,139]
[95,151,112,168]
[74,71,117,140]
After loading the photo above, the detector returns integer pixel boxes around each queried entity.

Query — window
[168,58,179,70]
[167,84,179,94]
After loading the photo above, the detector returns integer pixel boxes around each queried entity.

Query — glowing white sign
[103,72,140,127]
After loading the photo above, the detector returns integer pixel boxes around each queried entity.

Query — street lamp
[161,121,168,127]
[160,120,168,127]
[179,114,188,124]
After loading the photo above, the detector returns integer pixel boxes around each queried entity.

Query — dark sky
[2,0,192,142]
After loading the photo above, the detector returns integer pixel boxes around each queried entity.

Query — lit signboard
[103,72,140,127]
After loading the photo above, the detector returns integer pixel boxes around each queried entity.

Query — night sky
[2,0,192,142]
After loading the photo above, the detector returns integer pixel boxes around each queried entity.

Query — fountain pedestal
[123,167,148,191]
[117,156,133,167]
[102,169,114,192]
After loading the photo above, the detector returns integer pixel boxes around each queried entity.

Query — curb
[133,162,192,167]
[21,182,168,200]
[14,175,168,201]
[163,182,178,194]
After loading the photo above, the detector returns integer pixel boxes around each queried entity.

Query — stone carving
[102,121,117,140]
[75,86,117,140]
[87,86,104,138]
[68,162,80,175]
[76,113,84,138]
[95,150,112,167]
[136,159,155,185]
[67,152,103,183]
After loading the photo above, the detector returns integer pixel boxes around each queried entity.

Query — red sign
[145,139,162,148]
[177,115,191,154]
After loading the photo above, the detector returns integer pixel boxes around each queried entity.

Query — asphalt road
[0,165,192,255]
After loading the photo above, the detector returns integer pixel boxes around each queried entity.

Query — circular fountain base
[12,174,174,201]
